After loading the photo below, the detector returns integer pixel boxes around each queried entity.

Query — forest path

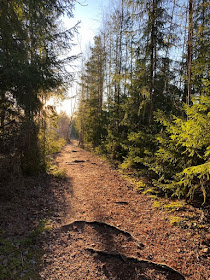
[40,142,208,280]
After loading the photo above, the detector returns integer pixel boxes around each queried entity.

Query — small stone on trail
[202,247,208,253]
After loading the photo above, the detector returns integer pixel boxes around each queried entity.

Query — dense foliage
[75,0,210,202]
[0,0,77,178]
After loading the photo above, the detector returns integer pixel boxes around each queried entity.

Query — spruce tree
[76,36,106,147]
[0,0,77,174]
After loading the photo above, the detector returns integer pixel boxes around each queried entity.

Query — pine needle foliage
[150,96,210,202]
[74,0,209,205]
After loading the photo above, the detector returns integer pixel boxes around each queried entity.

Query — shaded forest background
[75,0,210,203]
[0,0,77,185]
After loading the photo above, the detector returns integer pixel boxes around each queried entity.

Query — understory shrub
[149,96,210,202]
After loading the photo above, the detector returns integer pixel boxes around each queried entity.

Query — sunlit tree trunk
[187,0,193,105]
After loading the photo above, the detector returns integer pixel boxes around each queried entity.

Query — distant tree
[76,36,106,147]
[56,112,71,141]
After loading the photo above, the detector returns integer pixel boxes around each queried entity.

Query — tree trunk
[0,92,6,133]
[149,0,155,126]
[187,0,193,105]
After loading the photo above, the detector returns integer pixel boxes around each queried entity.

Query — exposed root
[114,201,129,205]
[59,220,185,279]
[86,247,185,280]
[60,220,144,248]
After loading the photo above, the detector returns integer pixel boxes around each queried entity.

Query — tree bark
[187,0,193,105]
[149,0,155,126]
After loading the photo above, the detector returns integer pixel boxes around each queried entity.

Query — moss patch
[153,200,186,211]
[48,164,67,179]
[0,220,51,280]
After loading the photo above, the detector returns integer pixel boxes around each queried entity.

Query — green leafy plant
[48,164,67,179]
[169,216,184,226]
[0,220,51,279]
[153,200,185,211]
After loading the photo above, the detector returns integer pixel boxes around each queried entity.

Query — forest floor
[0,141,209,279]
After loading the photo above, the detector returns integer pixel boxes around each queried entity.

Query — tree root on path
[85,247,185,280]
[58,221,185,279]
[114,201,129,205]
[60,220,144,248]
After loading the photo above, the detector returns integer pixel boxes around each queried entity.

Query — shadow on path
[59,203,185,280]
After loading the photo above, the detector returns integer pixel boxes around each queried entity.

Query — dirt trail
[40,142,209,280]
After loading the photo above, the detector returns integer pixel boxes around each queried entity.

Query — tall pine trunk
[149,0,155,127]
[187,0,193,105]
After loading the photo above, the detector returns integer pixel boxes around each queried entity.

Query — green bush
[149,96,210,202]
